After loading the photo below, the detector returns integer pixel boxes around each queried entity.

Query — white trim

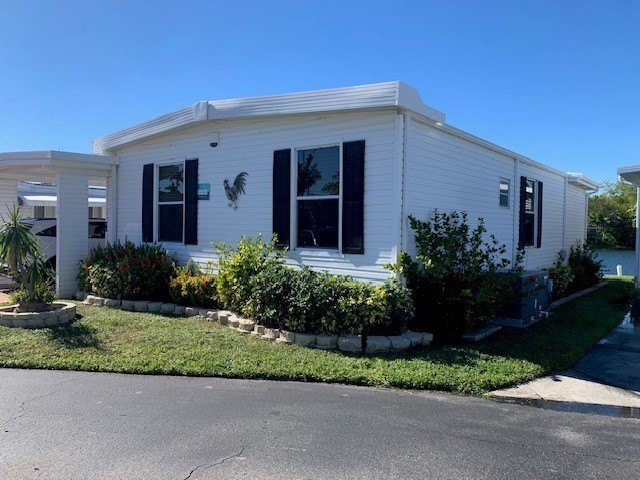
[390,114,405,266]
[92,82,446,154]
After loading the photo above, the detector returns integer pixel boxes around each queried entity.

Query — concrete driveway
[1,369,639,479]
[493,313,640,407]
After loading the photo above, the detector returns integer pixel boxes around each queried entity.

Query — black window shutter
[272,149,291,248]
[342,140,365,254]
[518,175,527,250]
[536,181,543,248]
[142,163,154,243]
[184,158,199,245]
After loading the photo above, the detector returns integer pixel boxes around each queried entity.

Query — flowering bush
[78,240,175,301]
[169,261,219,308]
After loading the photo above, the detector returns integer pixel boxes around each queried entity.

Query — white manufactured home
[0,82,598,296]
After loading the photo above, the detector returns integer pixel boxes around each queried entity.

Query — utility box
[493,270,550,328]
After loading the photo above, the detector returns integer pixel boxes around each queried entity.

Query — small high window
[157,163,184,243]
[296,146,340,248]
[499,178,510,208]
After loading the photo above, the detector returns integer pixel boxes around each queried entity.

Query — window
[296,146,340,248]
[89,222,106,239]
[523,178,536,246]
[499,178,510,208]
[34,206,56,219]
[89,206,103,219]
[157,163,184,243]
[36,225,57,237]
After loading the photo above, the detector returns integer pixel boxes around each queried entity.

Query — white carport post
[56,173,89,297]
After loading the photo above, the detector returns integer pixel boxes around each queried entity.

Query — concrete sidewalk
[493,313,640,408]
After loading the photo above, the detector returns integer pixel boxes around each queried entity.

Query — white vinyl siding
[565,184,588,249]
[112,110,398,283]
[404,119,516,263]
[404,117,588,271]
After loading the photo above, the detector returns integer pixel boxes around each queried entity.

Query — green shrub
[245,262,412,336]
[567,241,603,293]
[391,211,522,342]
[216,237,413,336]
[78,240,175,301]
[169,261,219,308]
[214,234,284,312]
[548,251,574,299]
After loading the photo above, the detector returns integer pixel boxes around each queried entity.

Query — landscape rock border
[77,291,433,354]
[0,301,77,328]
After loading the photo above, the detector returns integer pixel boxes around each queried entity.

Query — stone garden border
[77,292,433,354]
[0,301,77,328]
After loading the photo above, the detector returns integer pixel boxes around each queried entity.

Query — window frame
[499,177,510,208]
[523,178,538,247]
[291,143,343,252]
[154,159,185,244]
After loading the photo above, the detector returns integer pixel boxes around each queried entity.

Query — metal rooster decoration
[223,172,248,209]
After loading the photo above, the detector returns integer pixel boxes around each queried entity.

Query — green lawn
[0,278,630,394]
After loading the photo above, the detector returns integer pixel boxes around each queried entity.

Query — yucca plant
[0,205,54,311]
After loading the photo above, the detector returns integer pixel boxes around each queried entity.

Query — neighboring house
[0,82,598,295]
[17,181,107,219]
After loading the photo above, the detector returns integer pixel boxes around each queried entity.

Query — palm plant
[0,206,54,311]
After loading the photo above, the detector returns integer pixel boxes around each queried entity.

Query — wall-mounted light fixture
[210,131,220,148]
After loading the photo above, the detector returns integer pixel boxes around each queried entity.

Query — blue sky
[0,0,638,183]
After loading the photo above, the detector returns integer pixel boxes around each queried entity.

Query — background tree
[588,180,636,249]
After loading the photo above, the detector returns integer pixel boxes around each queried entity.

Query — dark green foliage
[391,211,522,342]
[567,241,603,293]
[548,251,574,299]
[588,180,636,249]
[245,263,412,335]
[215,236,413,336]
[78,240,175,301]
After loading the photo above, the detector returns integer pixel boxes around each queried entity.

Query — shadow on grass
[46,317,103,350]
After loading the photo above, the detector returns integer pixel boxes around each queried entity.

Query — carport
[0,151,118,297]
[617,164,640,285]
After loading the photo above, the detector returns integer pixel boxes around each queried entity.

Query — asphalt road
[1,369,639,479]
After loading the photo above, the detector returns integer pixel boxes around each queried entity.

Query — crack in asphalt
[182,446,245,479]
[2,378,78,431]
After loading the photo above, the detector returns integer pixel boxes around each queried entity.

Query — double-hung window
[295,146,340,249]
[157,162,184,243]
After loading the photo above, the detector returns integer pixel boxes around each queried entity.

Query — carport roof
[0,150,117,181]
[617,165,640,186]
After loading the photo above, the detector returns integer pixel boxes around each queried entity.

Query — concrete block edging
[76,291,433,354]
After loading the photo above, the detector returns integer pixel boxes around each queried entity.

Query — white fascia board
[566,172,600,191]
[92,82,447,153]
